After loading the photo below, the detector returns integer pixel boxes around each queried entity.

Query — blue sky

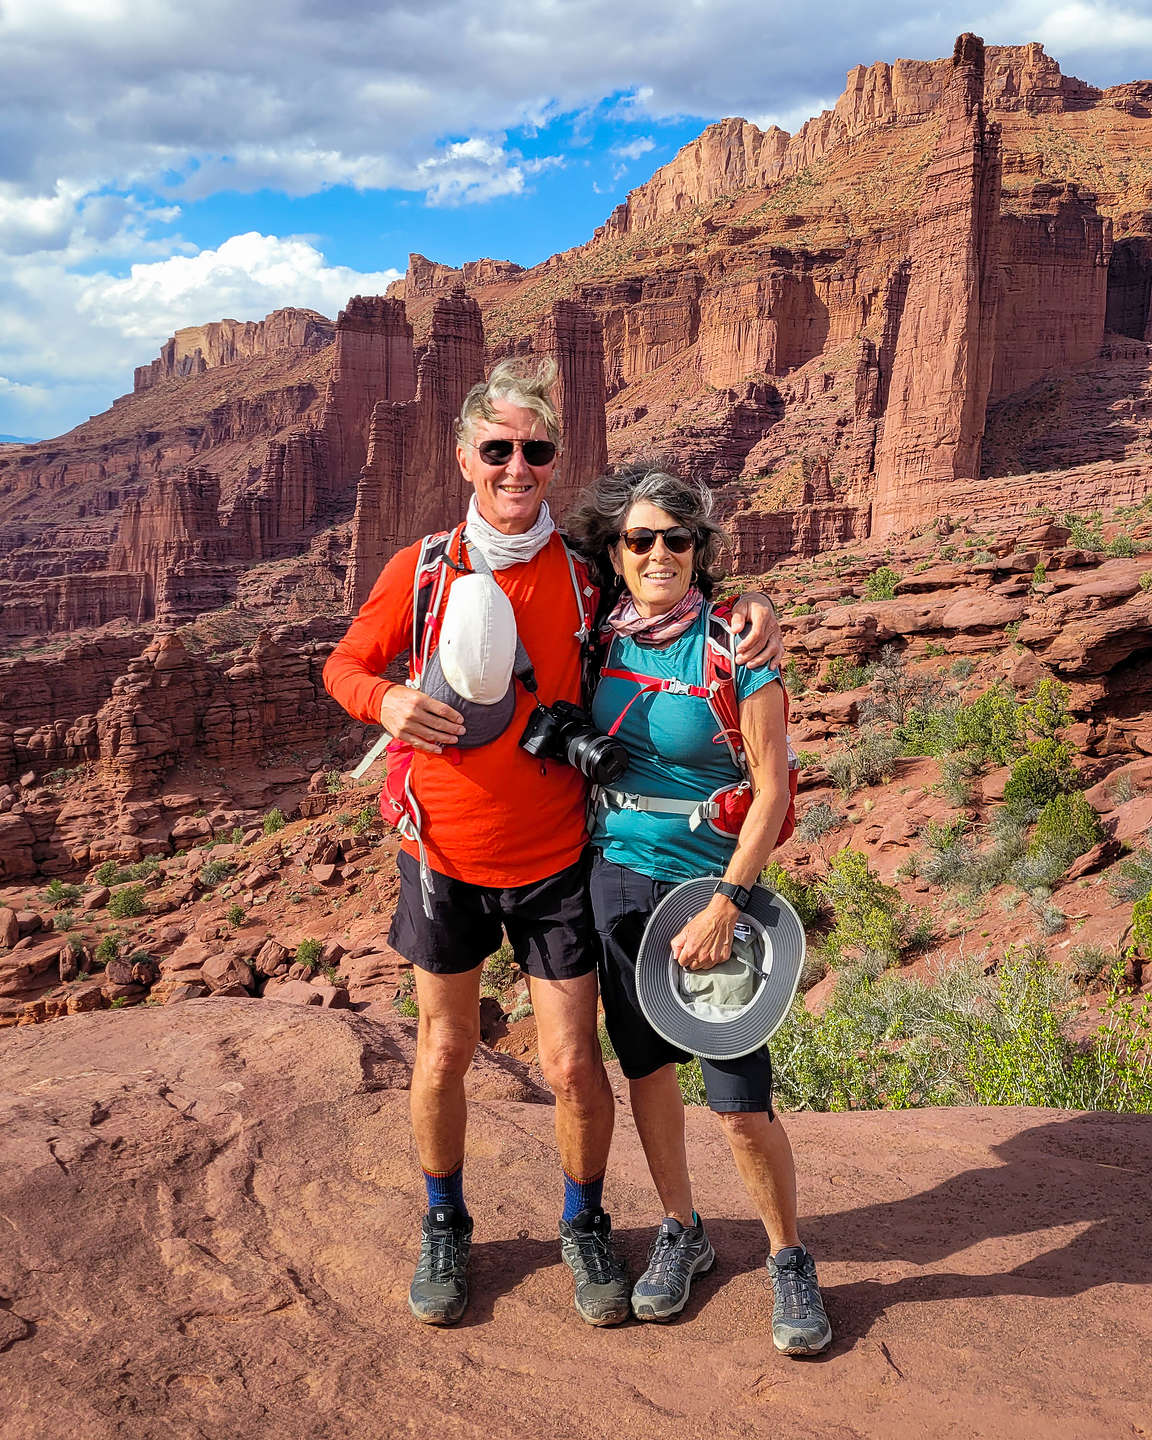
[1,0,1150,440]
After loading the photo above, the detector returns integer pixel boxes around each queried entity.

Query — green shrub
[917,819,975,888]
[1139,572,1152,593]
[824,656,869,692]
[198,858,235,889]
[393,972,419,1017]
[1061,511,1105,551]
[783,659,808,697]
[1002,738,1077,821]
[1032,560,1047,587]
[263,808,286,836]
[825,727,901,794]
[324,769,345,793]
[678,1059,708,1106]
[54,910,75,932]
[227,904,246,927]
[351,806,378,836]
[295,937,323,969]
[817,848,905,970]
[964,810,1030,895]
[950,656,975,680]
[95,931,121,964]
[795,800,844,845]
[863,566,901,601]
[1105,533,1137,558]
[93,860,120,886]
[46,879,81,906]
[1020,679,1072,740]
[771,952,1152,1113]
[950,683,1020,766]
[597,1020,617,1063]
[1030,791,1103,865]
[1110,842,1152,903]
[864,645,934,727]
[107,884,147,920]
[482,942,517,996]
[791,601,815,617]
[762,860,825,930]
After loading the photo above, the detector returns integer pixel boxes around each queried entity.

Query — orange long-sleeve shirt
[323,533,589,887]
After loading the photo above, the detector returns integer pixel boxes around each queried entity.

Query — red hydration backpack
[598,599,798,847]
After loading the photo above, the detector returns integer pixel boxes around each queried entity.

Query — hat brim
[422,651,516,748]
[635,879,805,1060]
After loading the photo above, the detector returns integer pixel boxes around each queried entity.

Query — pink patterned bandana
[604,585,704,647]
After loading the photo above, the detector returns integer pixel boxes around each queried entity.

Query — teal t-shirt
[589,610,780,883]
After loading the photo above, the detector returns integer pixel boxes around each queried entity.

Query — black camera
[520,699,629,786]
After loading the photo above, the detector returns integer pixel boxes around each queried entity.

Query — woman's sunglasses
[472,438,557,467]
[617,525,696,555]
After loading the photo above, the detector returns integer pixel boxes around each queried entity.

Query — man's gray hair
[564,460,729,600]
[456,356,562,448]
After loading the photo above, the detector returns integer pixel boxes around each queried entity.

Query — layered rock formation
[871,36,1003,536]
[133,308,335,392]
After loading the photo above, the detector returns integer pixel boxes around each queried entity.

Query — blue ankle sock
[562,1168,605,1222]
[423,1163,468,1217]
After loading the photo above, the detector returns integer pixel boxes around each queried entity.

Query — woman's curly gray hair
[564,460,729,600]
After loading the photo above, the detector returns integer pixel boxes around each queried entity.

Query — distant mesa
[0,434,41,444]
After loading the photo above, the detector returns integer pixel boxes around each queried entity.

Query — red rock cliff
[133,309,335,393]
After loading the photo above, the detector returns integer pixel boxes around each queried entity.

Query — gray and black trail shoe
[631,1214,716,1321]
[408,1204,474,1326]
[558,1207,631,1326]
[766,1246,832,1355]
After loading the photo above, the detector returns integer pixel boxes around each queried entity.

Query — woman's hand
[670,896,739,972]
[729,592,785,672]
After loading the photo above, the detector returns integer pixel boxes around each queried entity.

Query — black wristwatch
[714,880,751,910]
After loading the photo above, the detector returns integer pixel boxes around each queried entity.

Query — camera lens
[566,729,629,786]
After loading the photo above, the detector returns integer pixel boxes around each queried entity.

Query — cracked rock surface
[0,1000,1149,1440]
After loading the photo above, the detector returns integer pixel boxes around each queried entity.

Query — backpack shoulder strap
[703,600,745,773]
[411,523,468,681]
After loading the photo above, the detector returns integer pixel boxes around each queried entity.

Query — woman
[565,464,831,1355]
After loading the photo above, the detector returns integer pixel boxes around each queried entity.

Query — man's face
[456,401,556,536]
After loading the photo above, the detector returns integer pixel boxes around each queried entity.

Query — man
[324,358,783,1327]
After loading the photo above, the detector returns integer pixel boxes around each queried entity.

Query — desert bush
[677,1059,708,1106]
[1110,838,1152,903]
[324,770,345,794]
[824,656,869,692]
[863,566,901,601]
[782,659,808,697]
[1029,791,1103,867]
[1105,533,1137,558]
[771,951,1152,1113]
[949,683,1020,766]
[95,931,121,965]
[351,806,378,836]
[295,937,323,969]
[482,941,517,996]
[46,879,82,906]
[795,800,844,845]
[1032,559,1047,587]
[863,645,934,727]
[198,858,235,889]
[263,808,286,836]
[1061,511,1105,551]
[1002,738,1077,821]
[393,972,419,1017]
[762,860,825,930]
[917,819,975,887]
[107,884,147,920]
[227,904,246,927]
[817,848,905,970]
[825,727,901,794]
[93,860,121,886]
[1020,679,1072,740]
[1140,572,1152,593]
[963,810,1030,895]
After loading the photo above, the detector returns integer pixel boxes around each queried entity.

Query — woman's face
[610,500,696,617]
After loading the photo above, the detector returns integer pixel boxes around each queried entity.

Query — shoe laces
[645,1229,693,1286]
[571,1226,620,1284]
[422,1226,465,1282]
[773,1253,819,1320]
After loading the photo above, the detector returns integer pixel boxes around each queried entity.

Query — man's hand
[730,591,785,671]
[379,684,465,754]
[670,896,738,972]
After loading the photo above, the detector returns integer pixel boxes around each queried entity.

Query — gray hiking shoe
[631,1214,716,1321]
[767,1246,832,1355]
[408,1204,473,1325]
[558,1207,631,1326]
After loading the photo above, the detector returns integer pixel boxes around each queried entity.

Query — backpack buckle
[664,678,694,696]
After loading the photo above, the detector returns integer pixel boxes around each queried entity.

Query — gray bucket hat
[635,878,806,1060]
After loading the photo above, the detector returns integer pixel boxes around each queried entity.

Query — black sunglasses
[617,525,696,555]
[473,438,557,467]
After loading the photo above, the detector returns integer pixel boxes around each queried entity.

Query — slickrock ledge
[0,1002,1148,1439]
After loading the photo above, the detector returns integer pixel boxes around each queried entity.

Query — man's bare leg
[529,971,615,1181]
[628,1065,695,1225]
[530,970,629,1325]
[410,965,483,1175]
